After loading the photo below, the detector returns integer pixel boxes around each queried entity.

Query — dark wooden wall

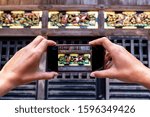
[47,0,98,5]
[0,0,98,5]
[0,0,43,5]
[0,0,150,5]
[102,0,150,5]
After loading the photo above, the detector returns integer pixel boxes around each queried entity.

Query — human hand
[0,36,58,96]
[89,37,150,88]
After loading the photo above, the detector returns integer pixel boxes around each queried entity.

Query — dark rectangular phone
[47,44,104,72]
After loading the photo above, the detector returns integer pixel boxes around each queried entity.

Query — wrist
[135,67,150,89]
[0,71,16,96]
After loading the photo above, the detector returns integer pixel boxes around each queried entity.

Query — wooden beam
[46,5,100,11]
[0,29,42,37]
[7,0,20,5]
[0,0,8,5]
[47,29,150,39]
[20,0,34,5]
[0,5,100,11]
[47,5,150,11]
[104,5,150,11]
[33,0,42,5]
[104,29,150,38]
[47,29,100,36]
[0,28,149,39]
[0,5,150,11]
[0,5,42,10]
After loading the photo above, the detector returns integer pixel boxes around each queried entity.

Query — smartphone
[47,44,105,72]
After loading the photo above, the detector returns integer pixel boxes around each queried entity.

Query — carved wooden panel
[48,11,98,29]
[105,11,150,29]
[0,11,42,28]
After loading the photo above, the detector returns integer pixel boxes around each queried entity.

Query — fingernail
[54,73,58,76]
[89,41,92,44]
[51,42,56,46]
[90,73,95,77]
[54,42,57,45]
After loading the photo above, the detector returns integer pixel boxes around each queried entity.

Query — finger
[35,39,56,54]
[27,35,45,48]
[89,37,114,53]
[34,72,58,80]
[90,69,114,78]
[47,40,57,46]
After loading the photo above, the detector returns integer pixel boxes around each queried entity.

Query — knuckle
[101,37,109,43]
[33,50,41,56]
[43,39,48,44]
[117,45,126,52]
[102,37,112,46]
[102,37,109,40]
[37,35,44,39]
[41,39,49,47]
[36,36,45,41]
[96,37,109,44]
[15,47,31,56]
[30,49,41,58]
[109,44,117,52]
[20,47,29,52]
[111,44,125,53]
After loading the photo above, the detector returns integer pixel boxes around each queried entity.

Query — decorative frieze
[48,11,98,29]
[105,11,150,29]
[0,11,42,28]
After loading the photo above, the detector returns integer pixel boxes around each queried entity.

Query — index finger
[35,39,56,54]
[27,35,45,48]
[89,37,114,53]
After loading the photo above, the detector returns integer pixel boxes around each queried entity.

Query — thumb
[35,72,58,80]
[90,69,113,78]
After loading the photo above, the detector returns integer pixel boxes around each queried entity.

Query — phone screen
[47,44,104,72]
[58,45,92,72]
